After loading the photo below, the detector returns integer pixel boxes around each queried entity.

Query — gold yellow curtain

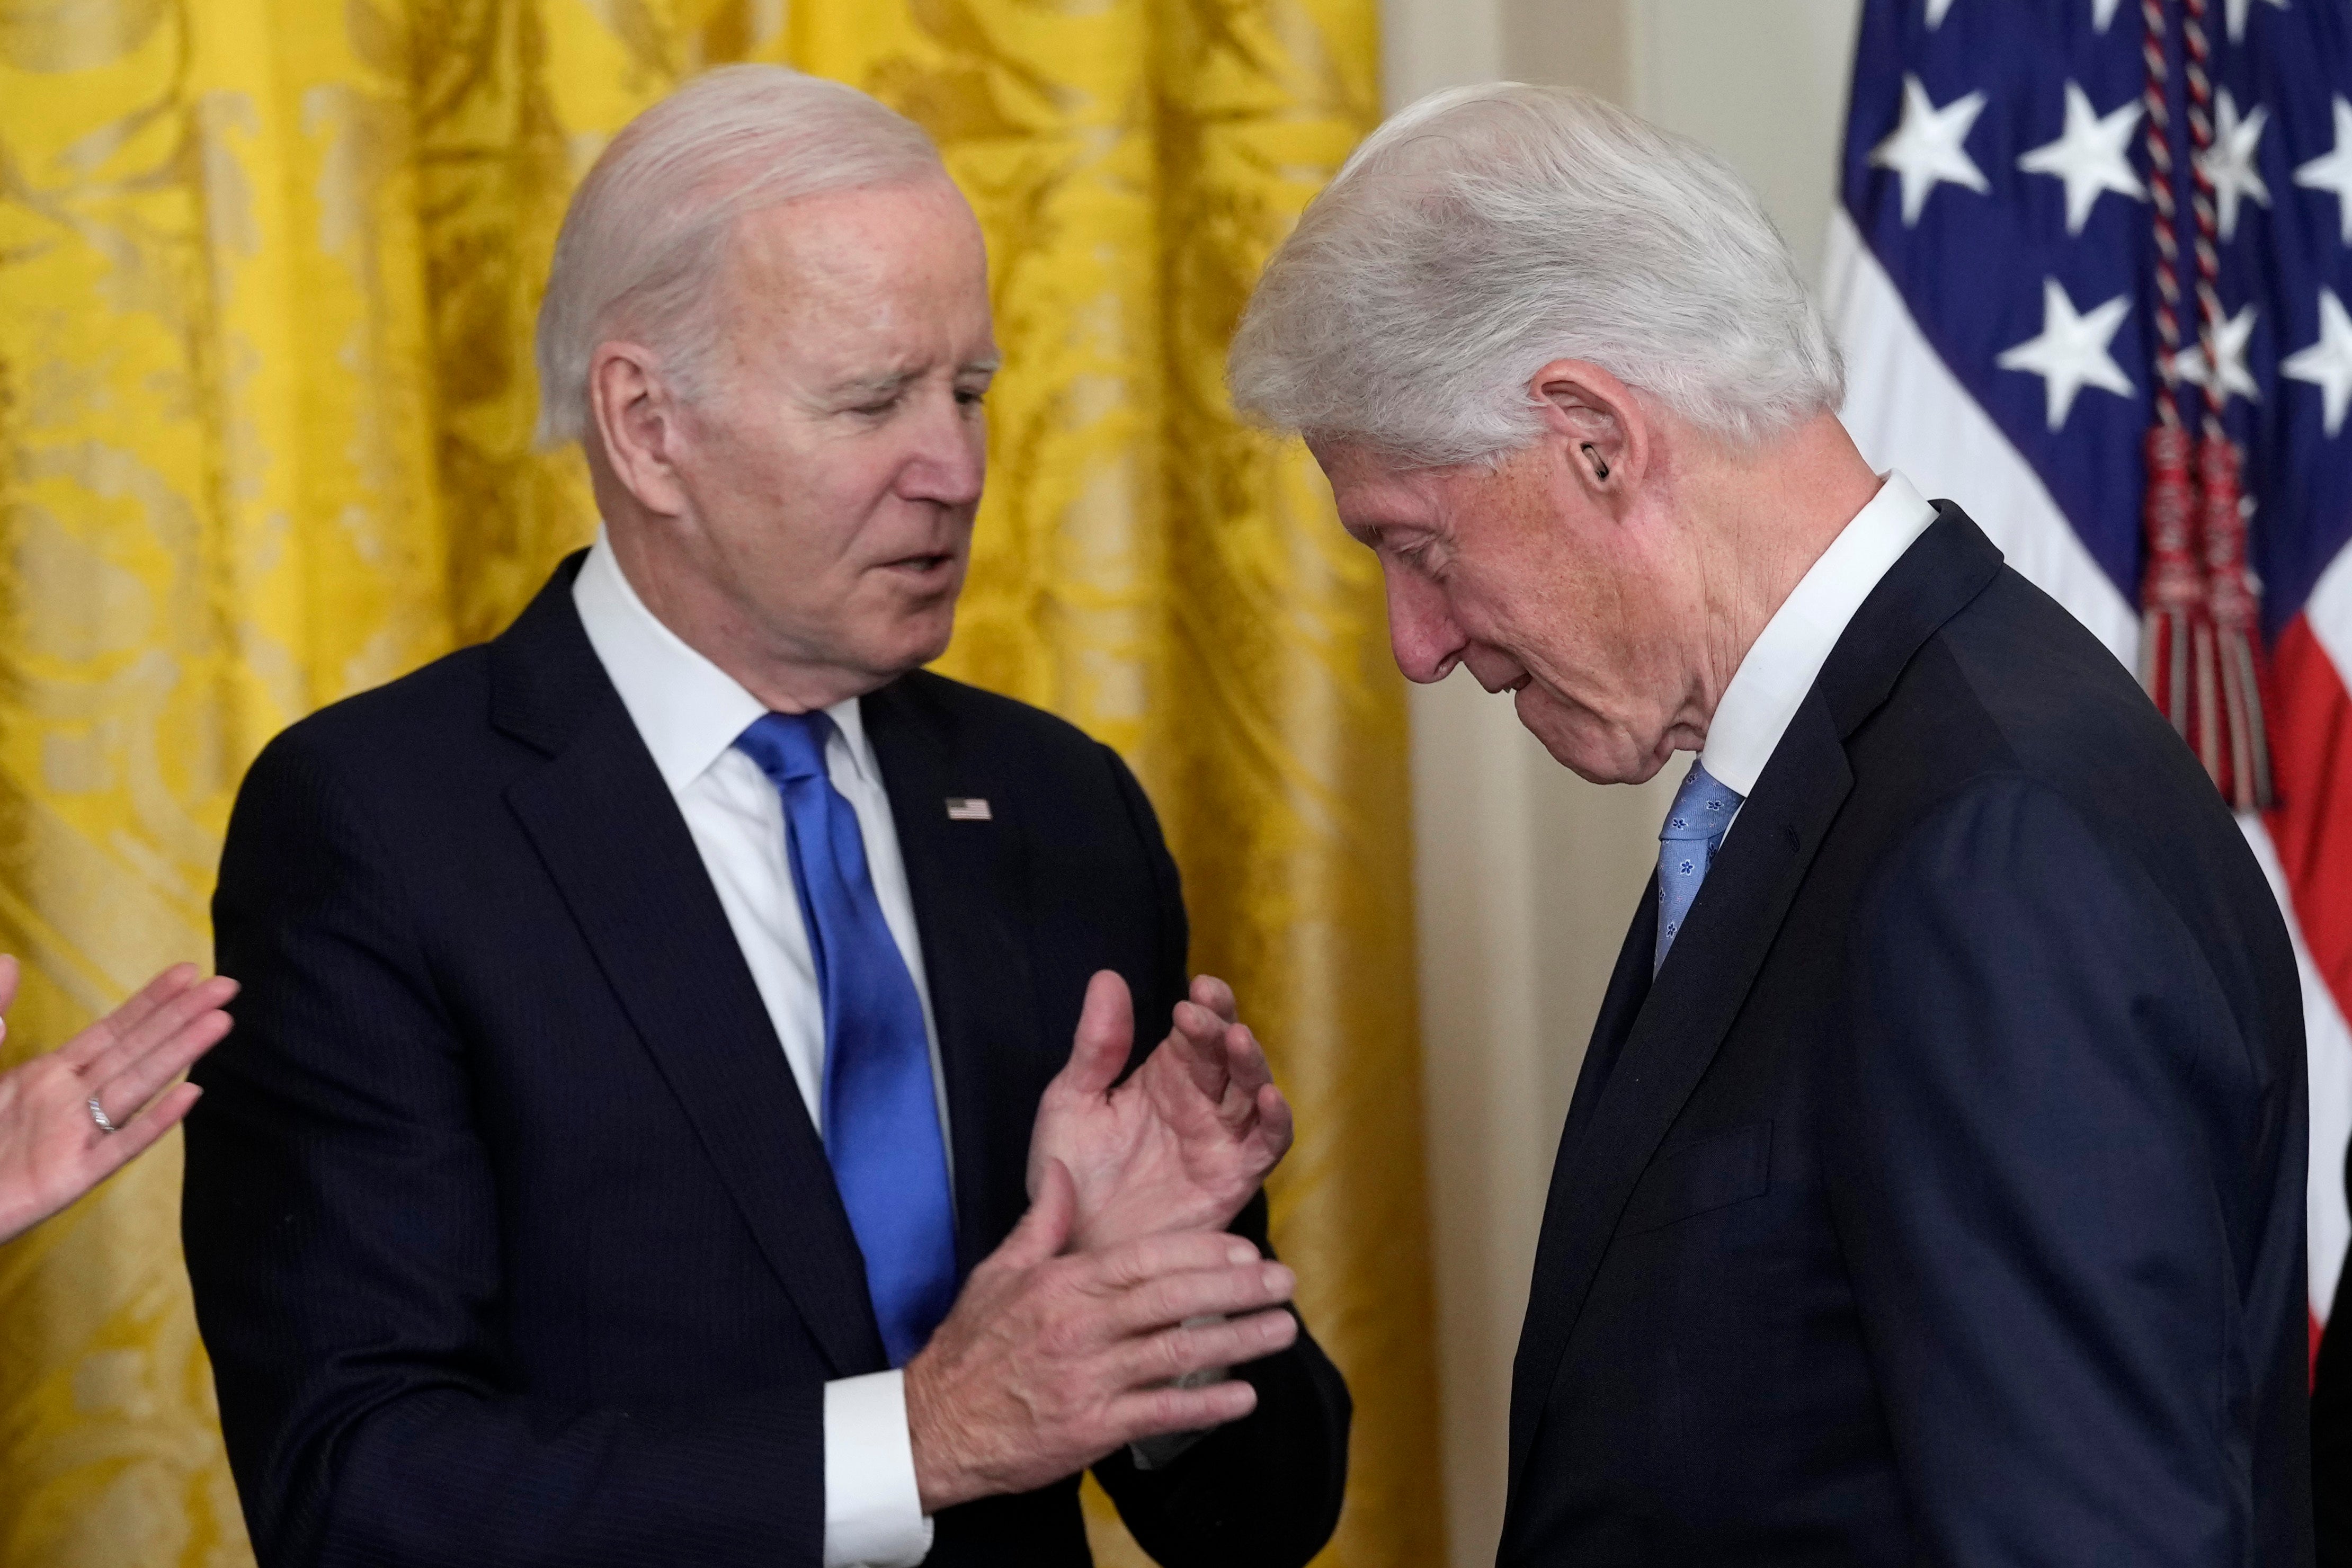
[0,3,1440,1565]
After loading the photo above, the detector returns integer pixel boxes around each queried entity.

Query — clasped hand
[1028,970,1293,1251]
[906,972,1297,1512]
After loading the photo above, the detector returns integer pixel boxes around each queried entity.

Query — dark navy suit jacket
[182,557,1350,1568]
[1500,506,2311,1567]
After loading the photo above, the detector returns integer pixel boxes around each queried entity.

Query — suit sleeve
[1825,776,2298,1568]
[184,727,826,1568]
[1086,746,1353,1568]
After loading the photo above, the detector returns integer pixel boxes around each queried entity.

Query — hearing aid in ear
[1581,444,1610,481]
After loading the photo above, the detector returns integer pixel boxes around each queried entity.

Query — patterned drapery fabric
[0,2,1439,1565]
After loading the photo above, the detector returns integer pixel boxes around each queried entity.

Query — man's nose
[1385,567,1465,684]
[899,395,986,508]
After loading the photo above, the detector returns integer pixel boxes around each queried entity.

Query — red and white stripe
[1826,209,2352,1347]
[2260,546,2352,1352]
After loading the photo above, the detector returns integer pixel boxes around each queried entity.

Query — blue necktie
[1655,759,1745,975]
[737,711,957,1366]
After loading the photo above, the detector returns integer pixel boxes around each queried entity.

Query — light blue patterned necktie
[1655,759,1746,975]
[736,710,958,1366]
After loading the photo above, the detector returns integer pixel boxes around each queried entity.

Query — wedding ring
[87,1097,118,1134]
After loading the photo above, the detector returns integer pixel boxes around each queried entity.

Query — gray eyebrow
[826,358,1001,402]
[829,369,923,402]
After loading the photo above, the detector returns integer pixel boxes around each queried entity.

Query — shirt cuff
[823,1370,934,1568]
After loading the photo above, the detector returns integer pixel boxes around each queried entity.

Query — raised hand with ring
[0,957,238,1245]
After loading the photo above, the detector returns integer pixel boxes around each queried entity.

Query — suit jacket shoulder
[1850,560,2294,1046]
[243,641,499,803]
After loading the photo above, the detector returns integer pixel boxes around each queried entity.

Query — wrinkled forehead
[1312,440,1457,536]
[722,179,988,319]
[707,183,994,400]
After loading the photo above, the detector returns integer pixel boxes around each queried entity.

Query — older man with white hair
[1232,84,2311,1567]
[182,66,1349,1568]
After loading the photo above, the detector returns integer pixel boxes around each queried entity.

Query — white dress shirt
[1699,471,1940,817]
[574,532,940,1568]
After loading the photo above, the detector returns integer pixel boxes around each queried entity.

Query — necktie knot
[737,709,835,787]
[1660,761,1744,842]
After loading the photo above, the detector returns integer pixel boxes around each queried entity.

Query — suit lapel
[1555,881,1658,1161]
[1503,504,2009,1496]
[1505,701,1851,1490]
[862,676,1046,1276]
[491,562,887,1377]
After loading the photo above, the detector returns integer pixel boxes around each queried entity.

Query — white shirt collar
[1698,471,1939,798]
[571,528,879,796]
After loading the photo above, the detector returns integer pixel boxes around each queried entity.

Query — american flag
[1828,0,2352,1366]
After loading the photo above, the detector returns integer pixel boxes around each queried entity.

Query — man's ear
[587,341,692,517]
[1527,359,1647,498]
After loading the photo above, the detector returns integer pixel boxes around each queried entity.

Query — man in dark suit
[182,66,1347,1568]
[1230,83,2310,1565]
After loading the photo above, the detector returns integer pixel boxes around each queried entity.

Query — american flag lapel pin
[945,797,992,822]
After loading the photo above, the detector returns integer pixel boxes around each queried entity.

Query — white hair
[1226,83,1843,465]
[533,64,944,449]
